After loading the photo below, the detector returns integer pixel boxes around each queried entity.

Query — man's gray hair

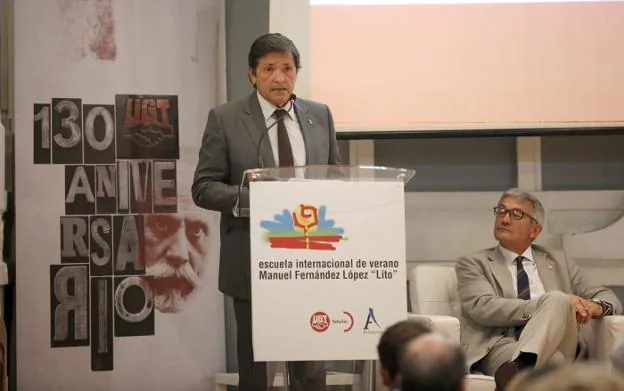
[500,188,545,225]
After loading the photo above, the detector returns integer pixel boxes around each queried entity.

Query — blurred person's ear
[379,366,393,388]
[392,373,403,390]
[459,378,466,391]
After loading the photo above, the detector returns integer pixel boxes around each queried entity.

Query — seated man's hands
[568,295,602,324]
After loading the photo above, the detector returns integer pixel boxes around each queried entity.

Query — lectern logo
[260,204,345,250]
[332,311,355,332]
[363,308,382,330]
[310,311,330,332]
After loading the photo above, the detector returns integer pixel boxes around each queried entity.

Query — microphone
[255,94,296,168]
[237,94,296,217]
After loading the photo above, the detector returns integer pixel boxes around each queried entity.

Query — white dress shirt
[499,245,546,300]
[257,92,306,167]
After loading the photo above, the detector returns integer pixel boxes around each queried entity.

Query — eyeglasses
[493,206,538,224]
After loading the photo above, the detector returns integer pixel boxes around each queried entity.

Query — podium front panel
[250,180,408,361]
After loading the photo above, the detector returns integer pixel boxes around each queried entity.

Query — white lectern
[236,165,415,390]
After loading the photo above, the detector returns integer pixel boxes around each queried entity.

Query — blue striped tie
[515,256,530,339]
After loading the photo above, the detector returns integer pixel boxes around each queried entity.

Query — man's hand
[569,295,590,324]
[568,295,602,324]
[588,300,604,318]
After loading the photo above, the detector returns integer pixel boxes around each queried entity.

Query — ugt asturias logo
[260,204,345,250]
[310,311,330,332]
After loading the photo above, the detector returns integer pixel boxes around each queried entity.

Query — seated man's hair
[376,319,431,381]
[400,334,466,391]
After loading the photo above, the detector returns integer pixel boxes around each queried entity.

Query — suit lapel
[242,93,276,167]
[488,247,516,299]
[533,247,558,292]
[294,100,313,165]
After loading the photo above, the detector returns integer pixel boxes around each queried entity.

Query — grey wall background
[541,134,624,190]
[375,137,518,192]
[224,0,270,373]
[226,0,270,102]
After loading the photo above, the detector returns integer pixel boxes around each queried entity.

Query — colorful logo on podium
[260,204,345,250]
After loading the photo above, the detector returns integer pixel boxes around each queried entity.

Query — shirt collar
[499,244,534,265]
[256,91,294,121]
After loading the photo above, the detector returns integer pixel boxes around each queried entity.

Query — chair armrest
[590,315,624,360]
[465,374,496,391]
[408,313,461,343]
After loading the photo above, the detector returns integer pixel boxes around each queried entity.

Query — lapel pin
[308,118,314,125]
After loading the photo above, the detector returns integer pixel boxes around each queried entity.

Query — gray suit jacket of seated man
[456,244,622,371]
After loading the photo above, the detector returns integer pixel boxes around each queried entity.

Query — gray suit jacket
[192,92,341,299]
[455,244,622,368]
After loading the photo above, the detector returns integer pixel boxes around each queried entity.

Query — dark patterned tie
[516,256,531,300]
[515,256,530,339]
[274,109,294,167]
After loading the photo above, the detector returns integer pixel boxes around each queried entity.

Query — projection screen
[309,0,624,132]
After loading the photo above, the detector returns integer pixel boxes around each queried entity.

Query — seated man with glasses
[455,188,621,391]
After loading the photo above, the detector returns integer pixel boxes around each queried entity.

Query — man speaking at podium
[192,33,341,390]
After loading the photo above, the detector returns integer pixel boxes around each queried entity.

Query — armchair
[407,265,494,391]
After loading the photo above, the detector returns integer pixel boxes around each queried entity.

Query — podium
[236,165,415,390]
